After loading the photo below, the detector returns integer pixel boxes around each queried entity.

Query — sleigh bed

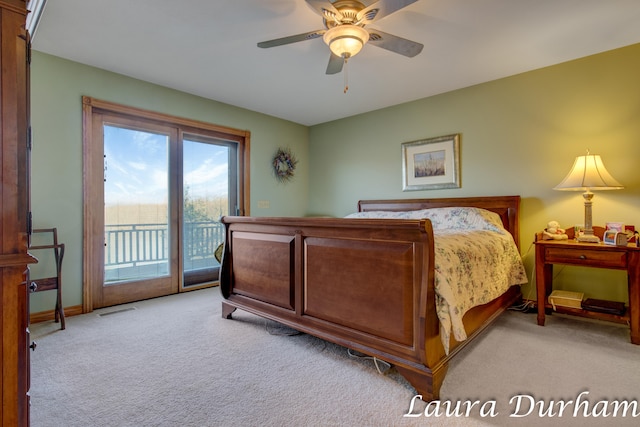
[219,195,526,401]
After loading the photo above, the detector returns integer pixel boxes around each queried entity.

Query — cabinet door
[18,24,33,427]
[0,3,32,426]
[19,270,31,425]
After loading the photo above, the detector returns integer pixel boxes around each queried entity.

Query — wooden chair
[30,228,66,330]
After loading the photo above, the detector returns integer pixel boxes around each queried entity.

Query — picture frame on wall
[401,134,461,191]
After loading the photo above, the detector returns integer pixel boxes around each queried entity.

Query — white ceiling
[31,0,640,126]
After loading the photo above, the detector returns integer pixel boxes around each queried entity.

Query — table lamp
[553,150,623,243]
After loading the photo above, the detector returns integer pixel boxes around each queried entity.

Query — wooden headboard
[358,196,521,249]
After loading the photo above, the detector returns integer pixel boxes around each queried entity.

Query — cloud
[127,161,147,171]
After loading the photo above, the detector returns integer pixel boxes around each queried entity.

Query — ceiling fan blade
[305,0,344,22]
[326,53,344,74]
[257,30,326,48]
[367,29,423,57]
[357,0,418,24]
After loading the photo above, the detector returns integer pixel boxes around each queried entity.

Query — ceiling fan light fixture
[323,24,369,58]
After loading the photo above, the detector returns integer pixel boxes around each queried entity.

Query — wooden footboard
[219,196,522,401]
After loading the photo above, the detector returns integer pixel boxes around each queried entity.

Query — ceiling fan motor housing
[322,0,368,27]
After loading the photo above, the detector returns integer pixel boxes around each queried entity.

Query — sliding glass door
[83,97,248,310]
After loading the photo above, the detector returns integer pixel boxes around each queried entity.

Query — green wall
[308,43,640,302]
[31,44,640,314]
[30,52,310,312]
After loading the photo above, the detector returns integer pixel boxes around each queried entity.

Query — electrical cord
[264,320,301,336]
[509,238,570,313]
[346,348,392,375]
[509,241,537,312]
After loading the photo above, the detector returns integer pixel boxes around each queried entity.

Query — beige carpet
[30,287,640,427]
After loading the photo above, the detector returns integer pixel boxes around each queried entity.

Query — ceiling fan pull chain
[343,57,349,94]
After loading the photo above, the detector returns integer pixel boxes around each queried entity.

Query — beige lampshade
[323,25,369,59]
[554,153,623,191]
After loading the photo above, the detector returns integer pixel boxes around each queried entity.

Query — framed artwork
[401,134,460,191]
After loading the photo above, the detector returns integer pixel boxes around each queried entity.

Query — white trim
[26,0,48,39]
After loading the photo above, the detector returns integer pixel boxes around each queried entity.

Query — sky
[103,125,229,206]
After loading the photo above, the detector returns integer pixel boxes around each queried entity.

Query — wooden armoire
[0,1,34,426]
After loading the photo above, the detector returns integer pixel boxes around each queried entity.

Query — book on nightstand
[581,298,626,316]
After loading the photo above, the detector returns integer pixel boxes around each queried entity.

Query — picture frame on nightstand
[603,229,628,246]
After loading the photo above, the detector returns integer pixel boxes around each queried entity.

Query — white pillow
[346,207,504,232]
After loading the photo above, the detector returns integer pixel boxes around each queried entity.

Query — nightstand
[534,235,640,344]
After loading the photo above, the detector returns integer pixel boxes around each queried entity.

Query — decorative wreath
[272,147,298,183]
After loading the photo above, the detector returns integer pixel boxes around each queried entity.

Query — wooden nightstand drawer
[545,247,627,268]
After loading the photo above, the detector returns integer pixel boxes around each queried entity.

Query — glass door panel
[182,137,231,288]
[104,125,170,284]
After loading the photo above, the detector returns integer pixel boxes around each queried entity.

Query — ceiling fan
[257,0,424,75]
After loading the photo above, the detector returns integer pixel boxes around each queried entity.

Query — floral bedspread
[345,207,528,354]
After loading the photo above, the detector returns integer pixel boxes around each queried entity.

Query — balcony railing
[104,221,224,276]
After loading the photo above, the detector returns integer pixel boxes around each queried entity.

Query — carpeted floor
[30,287,640,426]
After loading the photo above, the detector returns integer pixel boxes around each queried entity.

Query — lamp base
[577,234,600,243]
